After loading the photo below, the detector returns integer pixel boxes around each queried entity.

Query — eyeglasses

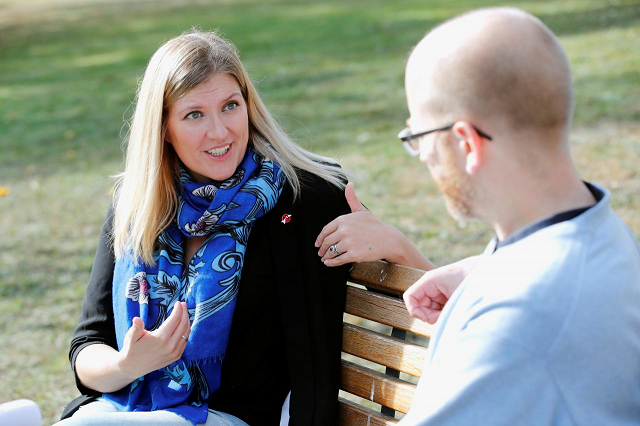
[397,124,492,156]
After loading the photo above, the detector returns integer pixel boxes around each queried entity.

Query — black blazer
[64,171,350,425]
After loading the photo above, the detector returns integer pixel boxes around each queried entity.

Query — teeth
[207,145,230,157]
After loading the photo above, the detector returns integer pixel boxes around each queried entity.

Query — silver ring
[181,335,188,342]
[329,244,341,255]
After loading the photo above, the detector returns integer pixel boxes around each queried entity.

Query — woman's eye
[224,101,239,111]
[185,111,203,120]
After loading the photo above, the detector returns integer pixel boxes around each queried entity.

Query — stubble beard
[434,142,475,221]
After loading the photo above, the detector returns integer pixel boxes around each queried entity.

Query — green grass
[1,0,639,423]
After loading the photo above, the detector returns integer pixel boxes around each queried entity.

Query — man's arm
[401,309,560,425]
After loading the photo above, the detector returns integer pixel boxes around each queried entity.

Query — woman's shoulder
[286,167,349,221]
[294,166,346,201]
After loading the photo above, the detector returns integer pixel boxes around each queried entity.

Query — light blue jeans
[54,398,249,426]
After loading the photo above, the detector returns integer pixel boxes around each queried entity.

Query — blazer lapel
[267,184,316,425]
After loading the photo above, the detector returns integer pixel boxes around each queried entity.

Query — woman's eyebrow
[177,104,202,115]
[223,91,242,102]
[176,92,242,115]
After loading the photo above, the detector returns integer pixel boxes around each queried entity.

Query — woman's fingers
[155,301,184,339]
[321,235,351,262]
[315,220,339,251]
[156,302,190,360]
[182,302,191,337]
[173,302,191,343]
[315,182,367,252]
[323,251,352,266]
[319,234,343,260]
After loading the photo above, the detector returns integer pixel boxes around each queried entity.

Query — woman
[58,30,350,426]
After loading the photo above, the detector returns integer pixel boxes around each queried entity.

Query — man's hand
[403,256,480,324]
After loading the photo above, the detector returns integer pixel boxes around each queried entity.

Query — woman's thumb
[345,182,365,212]
[128,317,146,341]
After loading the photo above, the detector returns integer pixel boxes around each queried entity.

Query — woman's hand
[75,301,191,393]
[403,256,480,324]
[117,301,191,381]
[315,182,435,270]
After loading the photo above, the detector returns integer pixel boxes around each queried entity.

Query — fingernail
[314,241,319,247]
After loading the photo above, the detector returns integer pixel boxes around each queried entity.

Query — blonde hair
[113,30,346,264]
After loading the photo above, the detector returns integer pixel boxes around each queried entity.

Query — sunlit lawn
[1,0,638,423]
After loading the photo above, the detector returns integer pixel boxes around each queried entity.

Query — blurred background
[1,0,638,423]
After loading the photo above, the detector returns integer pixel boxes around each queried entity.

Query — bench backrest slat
[348,261,426,296]
[345,286,433,338]
[338,397,398,425]
[342,323,428,377]
[341,360,416,413]
[340,260,430,424]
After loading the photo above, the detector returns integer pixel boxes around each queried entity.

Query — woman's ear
[452,121,486,175]
[163,128,172,145]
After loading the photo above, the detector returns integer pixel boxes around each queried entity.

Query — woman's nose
[206,114,229,140]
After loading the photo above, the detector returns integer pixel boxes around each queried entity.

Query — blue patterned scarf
[105,149,285,424]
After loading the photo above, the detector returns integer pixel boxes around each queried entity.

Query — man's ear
[452,121,485,175]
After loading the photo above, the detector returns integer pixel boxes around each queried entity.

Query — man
[397,7,640,425]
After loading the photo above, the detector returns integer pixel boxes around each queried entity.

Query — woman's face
[166,73,249,183]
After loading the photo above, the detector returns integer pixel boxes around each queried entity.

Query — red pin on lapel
[281,213,292,224]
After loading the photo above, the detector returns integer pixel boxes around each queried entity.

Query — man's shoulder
[458,213,640,353]
[453,237,593,353]
[486,201,636,288]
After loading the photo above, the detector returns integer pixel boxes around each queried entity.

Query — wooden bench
[338,260,432,425]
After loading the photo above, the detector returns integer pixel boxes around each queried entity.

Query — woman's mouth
[207,144,231,157]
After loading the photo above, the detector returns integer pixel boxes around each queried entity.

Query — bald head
[406,8,573,137]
